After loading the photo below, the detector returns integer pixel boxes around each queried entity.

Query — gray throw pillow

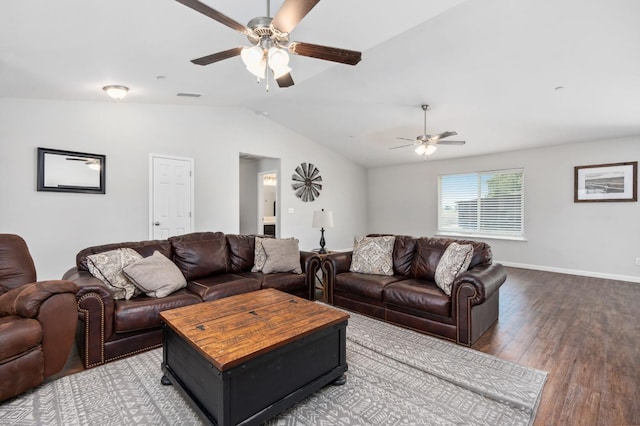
[86,248,143,300]
[122,251,187,298]
[434,242,474,296]
[349,235,396,276]
[261,238,302,274]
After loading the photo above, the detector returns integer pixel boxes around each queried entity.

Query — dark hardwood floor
[56,267,639,425]
[473,267,639,426]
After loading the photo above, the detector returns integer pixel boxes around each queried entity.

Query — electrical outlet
[636,257,640,266]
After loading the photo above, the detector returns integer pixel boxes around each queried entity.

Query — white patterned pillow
[434,243,474,296]
[86,248,143,300]
[349,236,396,276]
[251,237,267,272]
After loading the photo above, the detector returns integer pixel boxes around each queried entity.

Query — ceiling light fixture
[102,85,129,100]
[415,144,437,157]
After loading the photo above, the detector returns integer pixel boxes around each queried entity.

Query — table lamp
[312,209,334,254]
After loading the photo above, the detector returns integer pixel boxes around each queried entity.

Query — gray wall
[0,98,367,279]
[367,136,640,282]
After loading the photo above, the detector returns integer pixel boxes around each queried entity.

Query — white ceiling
[2,0,639,167]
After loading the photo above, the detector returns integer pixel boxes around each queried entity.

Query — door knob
[154,222,160,226]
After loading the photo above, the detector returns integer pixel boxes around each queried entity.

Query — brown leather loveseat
[321,235,507,346]
[0,234,78,401]
[62,232,317,368]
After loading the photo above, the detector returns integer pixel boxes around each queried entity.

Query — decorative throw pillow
[261,238,302,274]
[86,248,143,300]
[122,251,187,298]
[251,237,268,272]
[349,235,396,276]
[434,243,474,296]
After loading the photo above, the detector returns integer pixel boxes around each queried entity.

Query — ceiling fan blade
[175,0,250,34]
[191,47,243,66]
[429,131,458,141]
[395,137,416,142]
[389,143,416,150]
[271,0,320,34]
[437,140,466,146]
[289,42,361,65]
[276,72,295,88]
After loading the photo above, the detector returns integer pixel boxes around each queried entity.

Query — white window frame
[437,168,525,241]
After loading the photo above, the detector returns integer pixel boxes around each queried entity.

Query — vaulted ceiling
[2,0,639,167]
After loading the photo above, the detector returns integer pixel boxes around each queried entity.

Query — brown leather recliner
[0,234,78,402]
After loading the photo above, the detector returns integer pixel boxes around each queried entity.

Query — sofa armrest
[300,251,318,300]
[0,280,77,318]
[452,263,507,306]
[299,250,316,274]
[62,267,117,343]
[320,251,353,304]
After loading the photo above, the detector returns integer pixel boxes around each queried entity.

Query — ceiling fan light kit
[176,0,362,90]
[390,104,466,158]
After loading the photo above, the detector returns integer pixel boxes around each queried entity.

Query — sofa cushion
[86,248,142,300]
[226,234,256,272]
[392,235,416,276]
[335,272,405,301]
[187,274,261,302]
[112,289,201,333]
[261,238,302,274]
[434,243,474,296]
[384,280,452,318]
[123,251,187,298]
[264,273,307,294]
[349,236,396,276]
[172,237,227,280]
[410,238,446,282]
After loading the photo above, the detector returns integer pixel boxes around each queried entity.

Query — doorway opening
[239,154,280,237]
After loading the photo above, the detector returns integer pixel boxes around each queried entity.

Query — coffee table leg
[161,374,172,386]
[332,374,347,386]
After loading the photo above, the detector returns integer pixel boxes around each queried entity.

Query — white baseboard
[497,261,640,284]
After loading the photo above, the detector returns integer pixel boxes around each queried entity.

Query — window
[438,169,524,239]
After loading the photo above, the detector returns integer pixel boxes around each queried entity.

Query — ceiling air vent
[176,92,201,98]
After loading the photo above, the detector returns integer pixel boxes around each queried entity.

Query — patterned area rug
[0,310,546,425]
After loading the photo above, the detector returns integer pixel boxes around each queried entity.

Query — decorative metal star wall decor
[291,162,322,202]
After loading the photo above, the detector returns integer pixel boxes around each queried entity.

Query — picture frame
[37,147,106,194]
[574,161,637,202]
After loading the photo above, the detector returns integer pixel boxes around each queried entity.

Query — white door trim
[148,153,195,239]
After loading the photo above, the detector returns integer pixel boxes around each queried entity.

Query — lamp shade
[312,210,334,229]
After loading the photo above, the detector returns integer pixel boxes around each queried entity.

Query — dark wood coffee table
[160,288,349,426]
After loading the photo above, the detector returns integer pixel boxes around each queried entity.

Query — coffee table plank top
[160,289,349,371]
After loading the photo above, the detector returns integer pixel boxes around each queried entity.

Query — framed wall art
[37,147,106,194]
[574,161,637,202]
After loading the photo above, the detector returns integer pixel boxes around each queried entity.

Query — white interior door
[150,155,194,239]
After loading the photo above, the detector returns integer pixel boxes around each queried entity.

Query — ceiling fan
[175,0,362,89]
[390,105,465,157]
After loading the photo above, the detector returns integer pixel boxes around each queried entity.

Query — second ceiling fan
[390,105,465,157]
[176,0,362,88]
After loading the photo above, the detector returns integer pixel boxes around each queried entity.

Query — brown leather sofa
[62,232,318,369]
[0,234,78,401]
[321,235,507,346]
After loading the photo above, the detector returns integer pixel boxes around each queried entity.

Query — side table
[313,251,335,302]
